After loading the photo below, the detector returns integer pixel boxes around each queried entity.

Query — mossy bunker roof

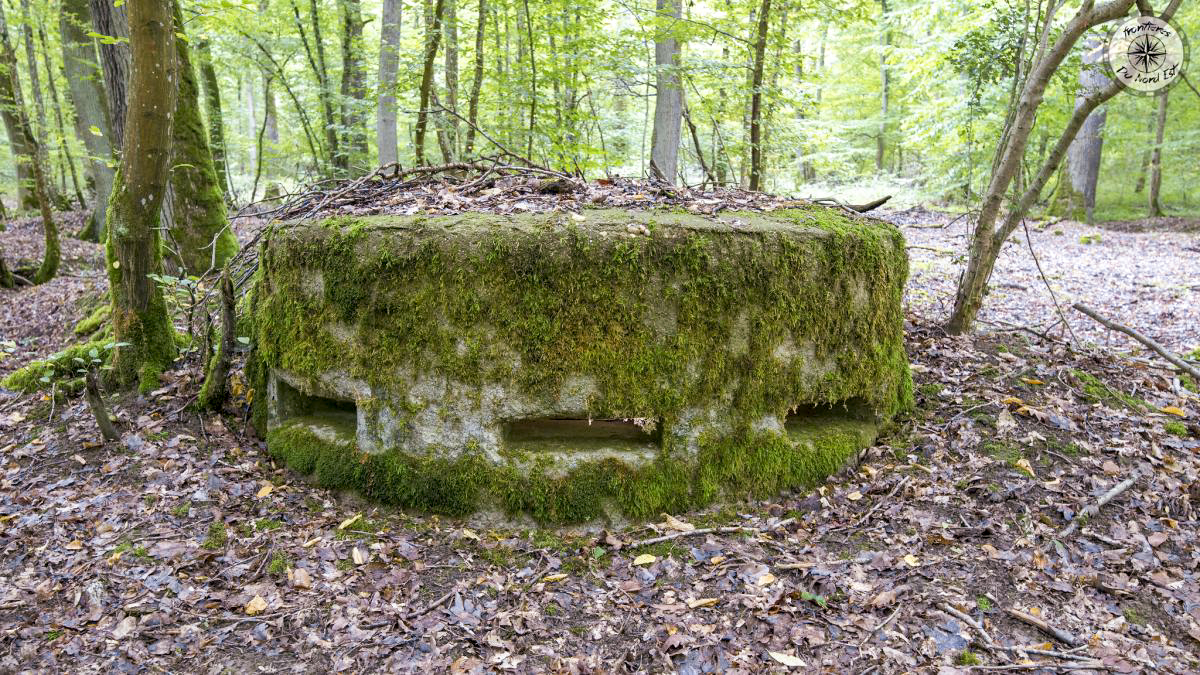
[252,205,911,524]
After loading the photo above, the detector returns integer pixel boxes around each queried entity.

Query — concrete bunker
[251,206,911,523]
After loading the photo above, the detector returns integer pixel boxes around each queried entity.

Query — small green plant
[171,501,192,517]
[1053,228,1064,236]
[918,382,944,399]
[1123,607,1145,625]
[203,522,228,550]
[976,596,992,611]
[255,518,284,531]
[1079,233,1102,245]
[267,551,290,576]
[45,630,63,641]
[1164,421,1189,437]
[1073,370,1148,411]
[955,650,981,666]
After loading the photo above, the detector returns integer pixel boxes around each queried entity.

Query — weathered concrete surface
[251,207,910,523]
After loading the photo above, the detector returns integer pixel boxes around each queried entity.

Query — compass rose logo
[1106,15,1189,95]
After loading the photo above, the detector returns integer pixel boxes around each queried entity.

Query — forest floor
[0,203,1198,673]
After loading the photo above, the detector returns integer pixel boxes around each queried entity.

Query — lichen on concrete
[252,206,911,523]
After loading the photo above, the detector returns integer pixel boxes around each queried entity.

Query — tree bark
[747,0,770,191]
[196,39,230,197]
[463,0,485,156]
[292,0,340,173]
[88,0,130,148]
[376,0,401,166]
[19,0,58,208]
[443,0,459,160]
[60,0,115,240]
[339,0,368,166]
[0,2,58,284]
[876,0,890,173]
[521,0,535,160]
[39,25,87,210]
[1147,90,1168,217]
[650,0,682,184]
[1054,36,1108,222]
[107,0,178,392]
[415,0,446,166]
[166,0,237,276]
[198,270,236,409]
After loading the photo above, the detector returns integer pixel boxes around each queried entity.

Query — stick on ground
[1071,303,1200,382]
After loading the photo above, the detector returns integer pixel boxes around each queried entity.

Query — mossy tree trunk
[61,0,115,240]
[196,39,230,198]
[0,2,59,284]
[165,0,238,276]
[106,0,178,391]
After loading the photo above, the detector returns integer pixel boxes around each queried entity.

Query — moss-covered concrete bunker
[253,206,911,523]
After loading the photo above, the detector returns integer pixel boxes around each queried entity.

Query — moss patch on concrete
[253,206,910,523]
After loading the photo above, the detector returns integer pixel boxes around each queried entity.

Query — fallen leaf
[292,567,312,589]
[687,597,719,609]
[1021,378,1044,385]
[1015,458,1036,478]
[65,540,83,551]
[244,595,268,616]
[352,546,368,565]
[1160,406,1186,417]
[633,553,657,566]
[112,615,137,639]
[768,651,806,667]
[255,482,274,498]
[871,589,898,607]
[756,573,776,586]
[903,554,920,567]
[543,573,568,583]
[337,513,362,531]
[662,513,695,532]
[460,528,480,540]
[1147,532,1168,547]
[996,408,1017,434]
[847,491,863,501]
[1002,396,1024,406]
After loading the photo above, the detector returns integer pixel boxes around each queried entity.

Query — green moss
[202,522,228,549]
[254,208,909,523]
[1164,420,1189,437]
[1073,370,1148,411]
[74,304,111,337]
[955,651,981,666]
[1,340,110,393]
[267,551,289,576]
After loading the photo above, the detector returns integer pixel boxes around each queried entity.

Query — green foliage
[1073,370,1148,411]
[1,340,124,393]
[203,522,228,549]
[1164,420,1189,438]
[73,304,111,337]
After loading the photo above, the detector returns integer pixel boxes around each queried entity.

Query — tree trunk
[0,2,58,284]
[196,39,230,197]
[521,0,535,160]
[649,0,682,184]
[292,0,340,173]
[946,0,1144,335]
[747,0,770,191]
[339,0,368,167]
[1147,90,1168,217]
[166,0,237,276]
[61,0,115,240]
[876,0,890,173]
[443,0,459,160]
[19,0,59,208]
[1054,36,1108,222]
[107,0,178,392]
[463,0,485,156]
[88,0,130,148]
[376,0,401,166]
[415,0,446,166]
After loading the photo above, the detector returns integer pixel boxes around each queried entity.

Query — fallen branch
[940,602,997,649]
[84,370,120,442]
[627,517,794,549]
[1003,607,1082,647]
[1071,303,1200,382]
[1059,472,1139,538]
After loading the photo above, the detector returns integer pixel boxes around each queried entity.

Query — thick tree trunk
[196,39,230,197]
[166,0,237,276]
[1054,36,1108,222]
[1147,90,1168,217]
[0,3,58,283]
[88,0,129,148]
[339,0,368,166]
[415,0,446,166]
[649,0,682,184]
[747,0,771,191]
[463,0,485,156]
[60,0,115,240]
[376,0,401,166]
[107,0,178,392]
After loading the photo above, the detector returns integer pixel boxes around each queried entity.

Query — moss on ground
[73,303,111,337]
[1073,370,1148,411]
[1,340,109,393]
[254,207,910,523]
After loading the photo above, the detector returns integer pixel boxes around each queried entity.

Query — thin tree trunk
[521,0,535,160]
[292,0,340,173]
[61,0,114,240]
[1055,36,1108,222]
[376,0,401,166]
[19,0,57,208]
[107,0,178,391]
[443,0,459,159]
[650,0,682,184]
[747,0,770,191]
[38,26,87,209]
[415,0,446,166]
[0,3,57,283]
[876,0,890,173]
[196,39,230,197]
[1147,90,1168,217]
[463,0,486,156]
[166,0,237,276]
[339,0,368,166]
